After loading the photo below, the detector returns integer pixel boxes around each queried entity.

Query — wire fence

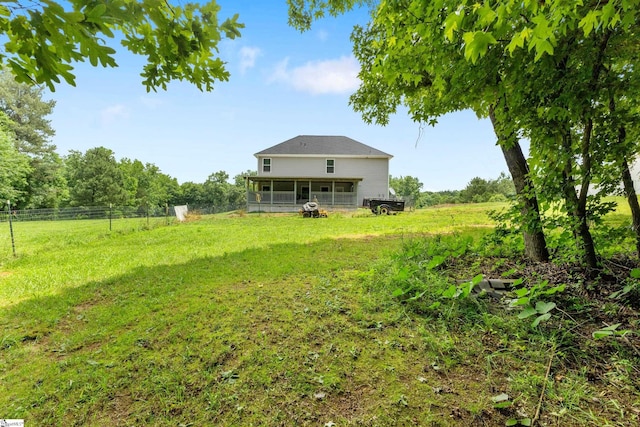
[0,204,243,223]
[1,203,245,258]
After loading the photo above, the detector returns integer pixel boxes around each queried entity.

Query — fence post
[165,203,169,225]
[109,204,112,231]
[7,200,16,257]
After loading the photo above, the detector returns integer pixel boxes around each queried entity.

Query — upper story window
[326,159,335,174]
[262,158,271,173]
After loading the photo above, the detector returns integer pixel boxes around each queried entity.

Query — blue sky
[47,1,509,191]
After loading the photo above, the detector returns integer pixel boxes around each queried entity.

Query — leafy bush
[367,235,485,318]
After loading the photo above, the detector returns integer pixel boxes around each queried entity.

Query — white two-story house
[246,135,393,212]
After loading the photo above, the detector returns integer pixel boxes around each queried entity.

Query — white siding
[346,158,389,202]
[256,155,389,202]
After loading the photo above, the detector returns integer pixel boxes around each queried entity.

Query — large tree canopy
[0,71,67,208]
[65,147,128,206]
[288,0,640,267]
[0,71,56,155]
[0,112,31,203]
[0,0,243,91]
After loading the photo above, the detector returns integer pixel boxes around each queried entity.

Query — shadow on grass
[3,233,400,331]
[1,234,424,425]
[2,231,631,427]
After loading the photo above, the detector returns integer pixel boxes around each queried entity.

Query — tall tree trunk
[571,29,612,270]
[621,157,640,258]
[553,30,610,272]
[561,172,598,270]
[609,97,640,258]
[489,105,549,262]
[560,130,598,270]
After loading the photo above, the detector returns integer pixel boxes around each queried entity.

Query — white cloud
[100,104,130,125]
[138,96,165,109]
[269,57,291,83]
[239,46,262,73]
[269,56,360,95]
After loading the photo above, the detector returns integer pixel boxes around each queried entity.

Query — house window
[320,186,330,192]
[261,185,271,192]
[262,158,271,173]
[326,159,335,174]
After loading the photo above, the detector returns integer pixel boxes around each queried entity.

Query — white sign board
[174,205,188,222]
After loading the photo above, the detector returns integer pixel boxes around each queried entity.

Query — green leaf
[392,288,405,298]
[494,400,512,409]
[443,11,464,41]
[442,284,457,298]
[510,296,530,307]
[630,268,640,279]
[491,392,510,403]
[514,288,529,298]
[426,255,446,270]
[396,267,410,281]
[600,2,620,28]
[408,290,427,301]
[532,312,551,327]
[463,31,497,64]
[459,281,474,298]
[592,329,614,339]
[531,14,552,40]
[578,10,601,37]
[427,301,441,310]
[608,284,633,299]
[599,323,622,331]
[517,306,538,319]
[541,284,565,296]
[65,11,85,23]
[477,4,497,26]
[506,34,524,54]
[501,269,516,278]
[86,4,107,20]
[471,274,484,285]
[535,301,556,314]
[531,38,554,61]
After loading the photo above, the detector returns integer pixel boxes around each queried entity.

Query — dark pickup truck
[364,198,405,215]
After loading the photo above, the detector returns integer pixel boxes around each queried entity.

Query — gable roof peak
[255,135,392,158]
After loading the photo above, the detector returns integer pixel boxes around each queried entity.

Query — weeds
[365,226,639,426]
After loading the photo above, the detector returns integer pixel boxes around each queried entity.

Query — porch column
[354,182,359,207]
[245,177,250,210]
[331,181,335,205]
[270,180,274,206]
[294,180,297,205]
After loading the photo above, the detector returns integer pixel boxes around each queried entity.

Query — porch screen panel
[273,181,295,204]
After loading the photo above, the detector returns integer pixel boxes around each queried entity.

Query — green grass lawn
[0,203,638,426]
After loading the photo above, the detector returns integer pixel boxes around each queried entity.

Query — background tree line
[0,67,512,213]
[0,61,537,214]
[390,173,515,208]
[0,71,251,212]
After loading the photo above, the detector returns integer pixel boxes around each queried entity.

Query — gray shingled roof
[255,135,392,158]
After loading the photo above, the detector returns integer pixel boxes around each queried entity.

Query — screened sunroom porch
[245,177,362,212]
